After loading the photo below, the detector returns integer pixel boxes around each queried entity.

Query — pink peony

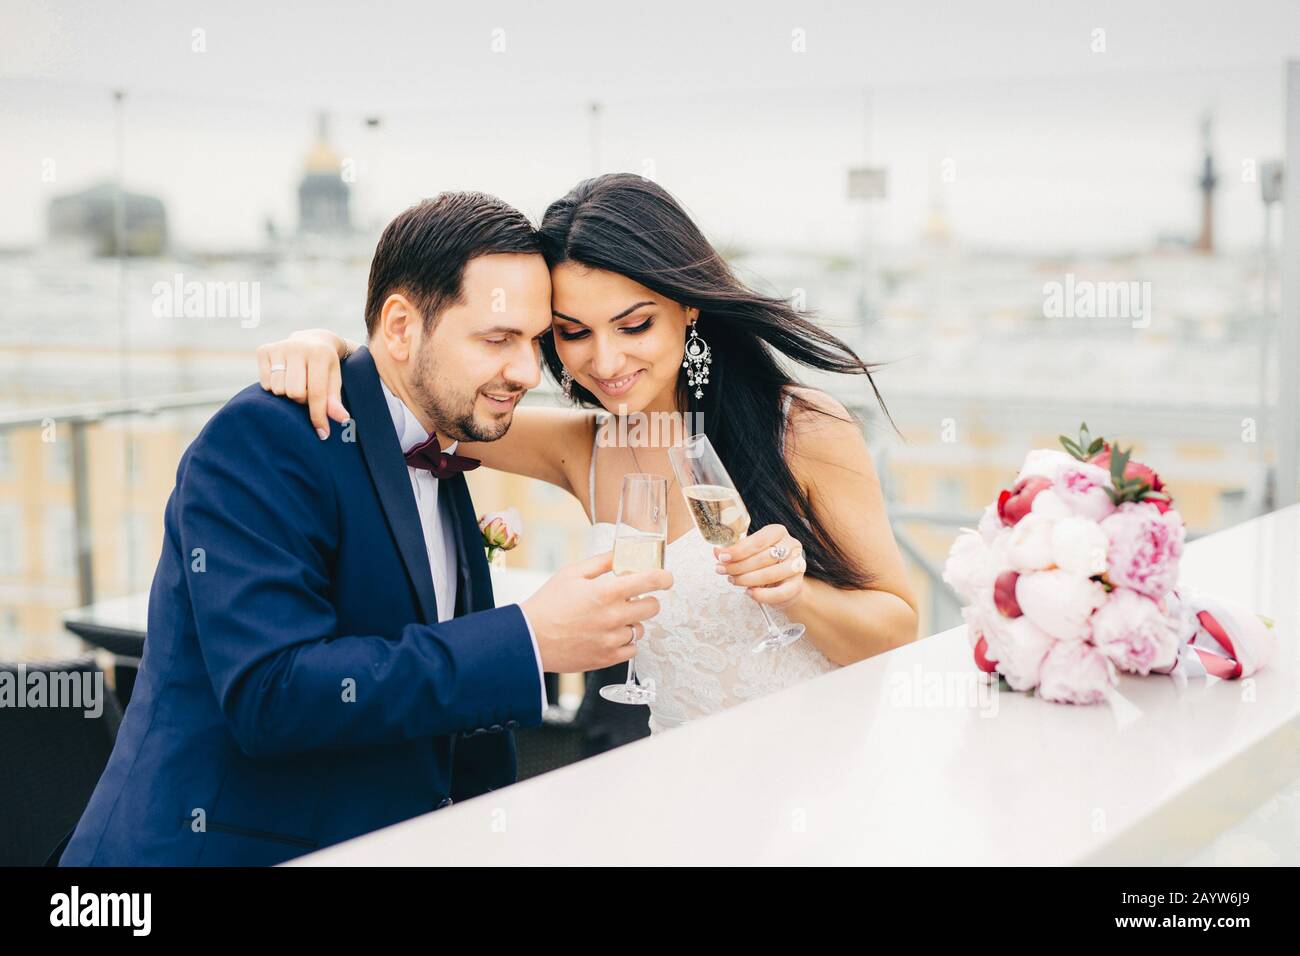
[1037,640,1116,704]
[1101,502,1184,599]
[1090,587,1179,675]
[1014,569,1106,642]
[1053,460,1116,523]
[1090,444,1173,513]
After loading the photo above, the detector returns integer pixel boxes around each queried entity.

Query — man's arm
[179,390,543,760]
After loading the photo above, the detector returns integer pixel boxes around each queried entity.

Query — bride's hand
[256,329,355,439]
[713,524,807,610]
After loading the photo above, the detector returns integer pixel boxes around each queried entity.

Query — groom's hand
[522,551,672,673]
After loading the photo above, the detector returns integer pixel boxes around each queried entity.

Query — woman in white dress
[257,174,919,733]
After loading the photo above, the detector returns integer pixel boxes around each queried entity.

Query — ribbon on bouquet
[1157,587,1277,683]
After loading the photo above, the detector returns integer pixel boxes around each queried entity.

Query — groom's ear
[378,292,422,362]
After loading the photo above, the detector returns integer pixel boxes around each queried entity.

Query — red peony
[998,475,1053,526]
[1089,443,1173,513]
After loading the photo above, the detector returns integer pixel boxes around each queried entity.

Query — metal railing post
[69,419,94,607]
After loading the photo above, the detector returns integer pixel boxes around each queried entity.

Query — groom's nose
[502,337,542,391]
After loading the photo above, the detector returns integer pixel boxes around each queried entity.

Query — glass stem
[626,652,641,689]
[756,603,783,636]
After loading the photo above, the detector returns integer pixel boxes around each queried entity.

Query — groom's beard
[409,340,521,443]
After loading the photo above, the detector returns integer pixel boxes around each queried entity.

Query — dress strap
[588,413,605,521]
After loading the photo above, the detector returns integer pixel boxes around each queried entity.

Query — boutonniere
[479,507,523,566]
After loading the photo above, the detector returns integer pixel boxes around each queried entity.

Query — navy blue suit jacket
[60,347,542,865]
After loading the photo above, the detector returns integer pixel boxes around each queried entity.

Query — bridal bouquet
[942,424,1275,705]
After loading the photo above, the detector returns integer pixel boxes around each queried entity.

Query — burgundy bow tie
[403,435,481,479]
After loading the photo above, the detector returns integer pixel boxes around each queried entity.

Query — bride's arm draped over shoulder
[779,388,919,664]
[254,328,593,497]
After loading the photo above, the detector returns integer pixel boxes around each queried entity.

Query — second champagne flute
[668,433,806,653]
[598,473,667,705]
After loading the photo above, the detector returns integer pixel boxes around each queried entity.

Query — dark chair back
[0,657,122,865]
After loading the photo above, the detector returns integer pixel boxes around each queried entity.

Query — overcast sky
[3,0,1298,252]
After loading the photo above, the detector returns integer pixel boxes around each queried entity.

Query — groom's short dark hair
[364,192,540,336]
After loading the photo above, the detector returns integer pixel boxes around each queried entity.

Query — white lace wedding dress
[584,400,838,734]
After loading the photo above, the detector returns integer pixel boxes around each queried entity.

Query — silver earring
[682,324,711,399]
[559,367,575,398]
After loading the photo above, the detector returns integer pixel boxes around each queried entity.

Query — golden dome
[304,113,340,173]
[304,140,340,173]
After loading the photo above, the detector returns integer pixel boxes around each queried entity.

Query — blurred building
[297,113,351,235]
[46,182,167,256]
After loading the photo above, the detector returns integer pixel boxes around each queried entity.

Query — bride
[257,173,918,733]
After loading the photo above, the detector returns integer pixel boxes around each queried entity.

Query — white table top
[291,504,1300,866]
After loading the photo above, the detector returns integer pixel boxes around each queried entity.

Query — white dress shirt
[379,380,548,714]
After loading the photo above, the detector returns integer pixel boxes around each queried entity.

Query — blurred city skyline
[3,0,1299,253]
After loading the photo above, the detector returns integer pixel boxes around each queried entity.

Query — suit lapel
[341,346,440,625]
[445,474,495,613]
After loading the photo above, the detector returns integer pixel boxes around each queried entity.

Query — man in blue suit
[60,192,669,865]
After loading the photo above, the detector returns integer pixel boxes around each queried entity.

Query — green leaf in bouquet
[1060,422,1103,462]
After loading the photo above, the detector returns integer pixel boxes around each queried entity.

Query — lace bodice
[585,523,838,734]
[584,396,837,734]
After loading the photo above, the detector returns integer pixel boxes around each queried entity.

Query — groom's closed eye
[480,325,533,346]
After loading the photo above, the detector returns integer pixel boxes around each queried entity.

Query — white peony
[1005,513,1055,572]
[1015,449,1076,483]
[1050,516,1109,577]
[1014,569,1106,642]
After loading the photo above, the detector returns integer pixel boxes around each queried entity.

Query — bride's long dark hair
[537,173,896,590]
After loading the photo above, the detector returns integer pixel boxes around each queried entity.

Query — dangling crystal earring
[682,324,711,399]
[559,367,575,398]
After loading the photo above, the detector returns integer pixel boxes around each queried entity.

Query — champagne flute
[598,474,667,705]
[668,433,805,653]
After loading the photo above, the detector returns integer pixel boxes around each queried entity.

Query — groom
[59,192,669,866]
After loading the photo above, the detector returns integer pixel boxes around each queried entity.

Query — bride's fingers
[326,364,350,423]
[306,350,335,437]
[728,553,805,589]
[714,523,785,564]
[717,535,801,577]
[256,345,273,391]
[266,347,288,396]
[284,353,308,403]
[746,577,803,608]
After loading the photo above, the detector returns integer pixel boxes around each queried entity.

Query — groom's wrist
[515,603,549,716]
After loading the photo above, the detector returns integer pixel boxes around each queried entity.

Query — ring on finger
[626,623,638,645]
[269,363,287,374]
[769,543,790,561]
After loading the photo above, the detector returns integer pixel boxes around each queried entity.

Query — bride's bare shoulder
[783,386,857,440]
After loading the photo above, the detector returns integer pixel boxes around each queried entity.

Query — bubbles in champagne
[682,483,750,546]
[613,530,666,574]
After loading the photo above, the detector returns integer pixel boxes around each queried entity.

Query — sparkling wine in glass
[599,474,666,705]
[669,434,805,653]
